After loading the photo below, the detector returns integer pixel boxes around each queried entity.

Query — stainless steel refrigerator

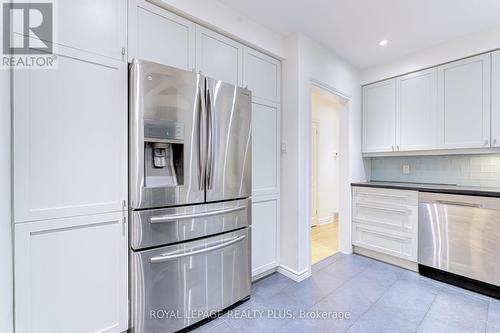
[129,59,252,333]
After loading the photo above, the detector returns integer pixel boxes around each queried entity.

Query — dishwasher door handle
[436,200,482,208]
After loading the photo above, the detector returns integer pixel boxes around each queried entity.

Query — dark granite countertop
[351,181,500,198]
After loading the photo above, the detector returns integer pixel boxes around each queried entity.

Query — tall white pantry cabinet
[12,1,282,332]
[128,0,282,279]
[12,0,128,332]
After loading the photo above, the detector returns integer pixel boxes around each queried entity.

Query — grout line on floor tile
[342,270,401,332]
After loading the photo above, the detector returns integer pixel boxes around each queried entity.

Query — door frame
[306,79,351,274]
[311,121,319,226]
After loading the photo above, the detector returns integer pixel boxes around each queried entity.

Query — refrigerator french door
[130,60,251,209]
[129,59,252,333]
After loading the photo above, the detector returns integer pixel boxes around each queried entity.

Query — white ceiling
[218,0,500,69]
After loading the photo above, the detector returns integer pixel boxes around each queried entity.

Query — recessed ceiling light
[379,39,388,46]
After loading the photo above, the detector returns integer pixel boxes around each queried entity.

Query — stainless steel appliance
[418,192,500,298]
[129,59,252,333]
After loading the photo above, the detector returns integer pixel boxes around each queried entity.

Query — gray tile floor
[193,253,500,333]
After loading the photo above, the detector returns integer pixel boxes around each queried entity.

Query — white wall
[312,91,340,222]
[281,33,365,277]
[362,24,500,84]
[152,0,286,59]
[0,68,13,333]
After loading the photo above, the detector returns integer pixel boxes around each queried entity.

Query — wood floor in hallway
[311,219,339,264]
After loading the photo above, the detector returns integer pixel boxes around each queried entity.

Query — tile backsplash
[370,155,500,188]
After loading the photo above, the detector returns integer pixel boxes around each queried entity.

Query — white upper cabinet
[492,51,500,147]
[397,68,438,151]
[252,103,279,196]
[15,213,128,333]
[437,54,491,149]
[196,26,243,86]
[26,0,127,60]
[243,47,281,104]
[128,0,195,70]
[13,50,127,222]
[363,79,397,153]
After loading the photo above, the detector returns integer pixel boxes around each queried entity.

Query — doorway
[310,85,342,264]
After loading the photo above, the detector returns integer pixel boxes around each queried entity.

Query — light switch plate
[402,164,411,174]
[281,142,288,154]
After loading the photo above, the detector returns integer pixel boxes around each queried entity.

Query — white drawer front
[353,203,417,234]
[352,224,417,262]
[353,186,418,207]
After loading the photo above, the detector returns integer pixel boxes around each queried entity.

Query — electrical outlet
[402,164,411,175]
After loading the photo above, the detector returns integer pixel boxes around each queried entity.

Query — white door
[492,51,500,147]
[362,79,397,153]
[397,68,438,151]
[15,212,128,333]
[243,47,281,104]
[196,26,243,86]
[13,50,127,222]
[438,54,491,149]
[311,122,319,226]
[128,0,195,70]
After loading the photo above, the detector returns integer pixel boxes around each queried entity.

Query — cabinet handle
[391,145,394,152]
[485,139,490,146]
[493,139,498,146]
[357,203,409,214]
[397,145,400,151]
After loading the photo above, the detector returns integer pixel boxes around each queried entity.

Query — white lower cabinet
[14,212,128,333]
[251,197,279,277]
[352,186,418,262]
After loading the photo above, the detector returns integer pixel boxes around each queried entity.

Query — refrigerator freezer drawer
[130,228,251,333]
[130,199,251,250]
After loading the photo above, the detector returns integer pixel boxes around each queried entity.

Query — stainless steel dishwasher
[418,192,500,298]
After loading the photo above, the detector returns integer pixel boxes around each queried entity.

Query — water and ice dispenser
[143,119,184,188]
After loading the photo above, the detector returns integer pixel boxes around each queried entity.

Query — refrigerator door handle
[198,80,206,191]
[149,205,246,224]
[206,86,215,189]
[149,234,247,263]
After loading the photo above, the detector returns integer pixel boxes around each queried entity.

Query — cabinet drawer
[352,223,417,262]
[353,186,417,207]
[353,203,417,234]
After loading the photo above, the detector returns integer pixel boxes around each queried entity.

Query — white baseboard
[317,212,338,225]
[252,263,278,282]
[318,215,333,225]
[277,264,311,282]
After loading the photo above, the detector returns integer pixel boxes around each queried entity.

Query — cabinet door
[128,0,195,70]
[492,51,500,147]
[397,68,438,151]
[252,103,279,196]
[13,49,127,222]
[12,0,126,60]
[362,79,397,153]
[243,47,281,104]
[196,26,243,86]
[252,197,279,277]
[438,54,491,149]
[15,212,128,333]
